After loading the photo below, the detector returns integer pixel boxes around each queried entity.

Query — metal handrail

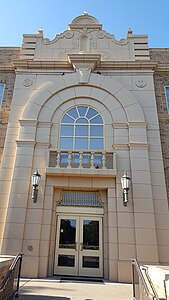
[0,252,23,300]
[131,259,161,300]
[141,266,159,299]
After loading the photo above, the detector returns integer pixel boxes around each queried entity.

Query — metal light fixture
[31,170,41,203]
[121,172,131,207]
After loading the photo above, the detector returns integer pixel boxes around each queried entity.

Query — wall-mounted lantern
[121,172,131,207]
[31,170,41,203]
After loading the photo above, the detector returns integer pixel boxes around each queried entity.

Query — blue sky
[1,0,169,47]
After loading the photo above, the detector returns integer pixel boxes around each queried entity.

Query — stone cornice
[12,60,72,70]
[0,65,15,72]
[158,114,169,119]
[154,65,169,72]
[68,54,101,70]
[12,59,158,71]
[100,61,157,70]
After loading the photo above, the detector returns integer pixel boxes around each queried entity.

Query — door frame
[54,207,104,277]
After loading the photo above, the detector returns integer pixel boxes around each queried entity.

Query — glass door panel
[54,215,103,277]
[59,219,76,249]
[83,220,99,250]
[54,216,79,276]
[79,217,103,277]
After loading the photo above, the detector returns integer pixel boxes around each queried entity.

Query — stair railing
[0,252,23,300]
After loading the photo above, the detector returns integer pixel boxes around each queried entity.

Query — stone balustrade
[49,150,116,170]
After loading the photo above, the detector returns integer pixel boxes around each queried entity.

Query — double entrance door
[54,215,103,277]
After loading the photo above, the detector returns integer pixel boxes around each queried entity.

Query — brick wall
[0,47,20,163]
[150,49,169,201]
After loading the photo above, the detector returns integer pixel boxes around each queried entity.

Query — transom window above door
[60,106,104,150]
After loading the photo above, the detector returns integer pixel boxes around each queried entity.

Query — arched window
[60,106,104,150]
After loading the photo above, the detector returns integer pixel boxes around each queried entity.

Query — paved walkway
[17,278,133,300]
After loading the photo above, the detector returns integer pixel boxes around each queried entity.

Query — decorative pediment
[19,13,150,62]
[69,12,102,30]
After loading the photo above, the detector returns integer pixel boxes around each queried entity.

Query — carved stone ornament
[76,68,91,84]
[23,79,33,87]
[63,30,74,39]
[28,245,33,251]
[135,79,146,88]
[74,16,96,25]
[97,30,107,39]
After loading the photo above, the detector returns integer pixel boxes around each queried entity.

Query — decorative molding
[38,122,53,128]
[16,140,50,148]
[19,120,38,126]
[69,14,102,30]
[43,30,74,45]
[112,122,147,128]
[112,144,129,150]
[23,78,33,87]
[129,143,149,149]
[135,79,146,88]
[100,61,157,70]
[12,59,157,71]
[36,142,51,148]
[127,122,147,127]
[112,122,128,128]
[16,140,36,147]
[46,166,116,177]
[13,60,72,70]
[113,143,149,150]
[68,53,101,71]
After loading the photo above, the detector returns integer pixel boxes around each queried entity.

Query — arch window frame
[59,105,104,150]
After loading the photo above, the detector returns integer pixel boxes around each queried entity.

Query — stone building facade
[0,13,169,283]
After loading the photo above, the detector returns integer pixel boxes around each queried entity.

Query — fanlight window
[60,106,104,150]
[58,191,103,207]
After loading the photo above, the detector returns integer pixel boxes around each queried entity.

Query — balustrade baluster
[67,151,72,168]
[79,151,83,168]
[56,151,61,168]
[102,152,106,169]
[90,152,95,169]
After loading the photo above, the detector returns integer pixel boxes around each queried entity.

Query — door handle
[80,242,83,251]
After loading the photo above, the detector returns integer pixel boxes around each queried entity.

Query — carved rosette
[135,80,146,88]
[23,79,33,87]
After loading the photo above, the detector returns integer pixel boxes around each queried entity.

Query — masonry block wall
[0,47,20,163]
[150,49,169,201]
